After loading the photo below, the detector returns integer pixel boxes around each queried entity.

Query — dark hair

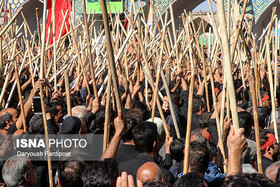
[29,114,44,134]
[173,172,206,187]
[122,117,138,142]
[170,138,185,162]
[199,112,212,129]
[81,158,118,187]
[192,98,204,113]
[189,141,210,174]
[260,130,275,155]
[224,173,277,187]
[203,141,217,161]
[57,160,85,187]
[0,113,12,129]
[134,101,150,120]
[250,106,269,129]
[143,180,169,187]
[132,122,158,153]
[125,108,143,125]
[49,102,63,118]
[94,107,105,130]
[238,111,252,138]
[171,91,180,105]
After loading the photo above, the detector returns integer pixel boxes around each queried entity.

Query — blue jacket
[204,162,226,187]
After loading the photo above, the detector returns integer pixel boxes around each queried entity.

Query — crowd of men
[0,50,279,187]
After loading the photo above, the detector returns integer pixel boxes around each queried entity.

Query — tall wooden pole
[99,0,123,113]
[103,68,112,152]
[266,37,279,143]
[64,71,72,116]
[249,68,263,174]
[217,0,239,131]
[183,69,195,174]
[82,0,98,98]
[40,1,53,186]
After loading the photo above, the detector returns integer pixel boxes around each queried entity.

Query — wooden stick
[274,16,278,97]
[265,37,279,143]
[23,23,35,87]
[209,67,226,171]
[230,0,248,62]
[183,69,195,174]
[99,0,123,113]
[39,1,53,186]
[0,7,23,37]
[68,17,91,94]
[64,70,72,116]
[36,8,41,47]
[0,36,2,76]
[103,68,112,152]
[151,11,168,121]
[160,68,179,138]
[169,4,179,69]
[12,45,27,132]
[249,68,263,174]
[217,0,239,131]
[201,46,210,112]
[82,0,98,98]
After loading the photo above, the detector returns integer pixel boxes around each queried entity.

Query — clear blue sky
[193,1,217,12]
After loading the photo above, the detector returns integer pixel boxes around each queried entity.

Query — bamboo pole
[274,17,278,97]
[64,71,72,116]
[12,45,27,132]
[99,0,123,113]
[24,24,35,87]
[0,7,23,37]
[39,0,53,186]
[183,69,195,174]
[36,8,41,48]
[249,68,263,174]
[151,11,168,121]
[217,0,239,131]
[68,17,91,94]
[230,0,248,62]
[265,37,279,143]
[0,36,2,76]
[82,0,98,98]
[103,68,112,152]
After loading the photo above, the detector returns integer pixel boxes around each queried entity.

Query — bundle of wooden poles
[0,0,279,186]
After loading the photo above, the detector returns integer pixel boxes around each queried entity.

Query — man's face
[262,98,271,108]
[7,109,19,124]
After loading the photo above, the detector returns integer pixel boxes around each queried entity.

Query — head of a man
[81,158,118,187]
[61,116,86,134]
[2,156,37,187]
[0,113,13,129]
[260,131,278,160]
[137,162,163,183]
[260,91,271,108]
[71,106,89,119]
[49,102,65,124]
[189,141,210,175]
[57,160,85,187]
[132,122,158,154]
[0,108,19,124]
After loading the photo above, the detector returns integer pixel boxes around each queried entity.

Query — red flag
[46,0,72,45]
